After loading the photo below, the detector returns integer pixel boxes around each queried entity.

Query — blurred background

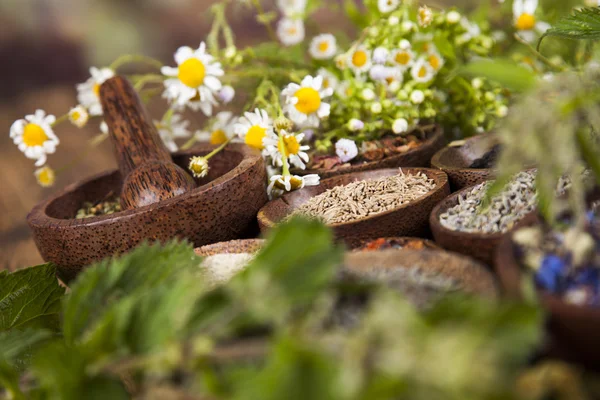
[0,0,499,270]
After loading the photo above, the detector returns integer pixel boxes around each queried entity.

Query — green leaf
[343,0,368,29]
[460,59,538,92]
[538,7,600,50]
[0,264,65,332]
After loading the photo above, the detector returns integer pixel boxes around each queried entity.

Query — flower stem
[109,54,164,72]
[251,0,278,43]
[513,34,566,72]
[133,74,165,91]
[205,137,233,161]
[279,134,290,176]
[51,113,70,127]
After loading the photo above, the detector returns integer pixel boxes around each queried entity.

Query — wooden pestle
[99,76,196,210]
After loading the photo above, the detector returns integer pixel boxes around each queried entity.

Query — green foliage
[460,59,538,92]
[0,264,64,333]
[538,7,600,50]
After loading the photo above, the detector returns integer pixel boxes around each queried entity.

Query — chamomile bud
[68,105,89,128]
[401,21,415,32]
[347,118,365,132]
[188,156,209,178]
[370,102,382,114]
[369,65,388,81]
[224,46,237,59]
[388,80,401,93]
[389,16,400,26]
[484,92,495,102]
[362,88,376,101]
[274,116,294,132]
[398,39,411,50]
[446,11,461,24]
[471,78,484,90]
[392,118,409,134]
[369,27,380,37]
[497,105,509,118]
[372,47,389,64]
[410,90,425,104]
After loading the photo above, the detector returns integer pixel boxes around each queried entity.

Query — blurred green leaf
[576,127,600,187]
[0,264,64,332]
[538,7,600,50]
[460,59,538,92]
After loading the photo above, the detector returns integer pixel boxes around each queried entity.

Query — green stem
[205,137,233,160]
[162,108,175,123]
[133,74,165,91]
[252,0,278,43]
[51,113,70,127]
[109,54,164,72]
[514,34,566,72]
[279,134,290,176]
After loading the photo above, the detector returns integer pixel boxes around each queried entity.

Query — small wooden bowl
[28,143,267,282]
[430,184,510,266]
[258,168,450,247]
[350,237,440,251]
[344,248,499,300]
[299,125,446,180]
[495,216,600,369]
[430,134,498,191]
[195,239,265,257]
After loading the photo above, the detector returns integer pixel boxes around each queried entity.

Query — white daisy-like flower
[513,0,549,43]
[10,110,59,166]
[196,111,236,145]
[309,34,337,60]
[369,65,388,81]
[276,0,307,17]
[317,68,339,91]
[76,67,114,116]
[426,49,444,71]
[372,47,389,64]
[389,48,415,70]
[217,85,235,104]
[154,114,191,152]
[411,58,435,83]
[264,130,311,169]
[277,18,305,46]
[347,46,372,74]
[35,165,56,188]
[392,118,409,134]
[377,0,400,13]
[335,138,358,163]
[234,108,274,150]
[68,105,89,128]
[410,90,425,104]
[161,42,224,116]
[267,173,320,197]
[282,75,333,127]
[371,102,383,114]
[348,119,364,132]
[188,156,209,178]
[417,5,433,27]
[382,67,404,88]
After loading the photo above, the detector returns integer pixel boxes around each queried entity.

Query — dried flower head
[188,156,210,178]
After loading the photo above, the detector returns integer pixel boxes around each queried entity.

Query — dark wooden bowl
[495,215,600,369]
[344,248,499,300]
[430,133,498,191]
[195,239,265,257]
[350,237,440,251]
[430,184,510,266]
[27,143,267,282]
[298,125,446,180]
[258,168,450,247]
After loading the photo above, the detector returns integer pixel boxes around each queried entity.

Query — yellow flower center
[36,167,55,187]
[428,54,441,70]
[245,125,267,149]
[210,130,228,145]
[278,135,301,157]
[287,27,298,35]
[515,13,536,31]
[275,176,303,190]
[322,78,330,88]
[71,111,81,121]
[351,50,368,67]
[178,58,206,88]
[294,87,321,115]
[395,52,410,65]
[23,123,49,147]
[418,66,428,78]
[318,41,329,52]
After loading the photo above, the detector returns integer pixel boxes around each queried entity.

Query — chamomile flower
[377,0,400,13]
[427,49,444,71]
[267,173,320,196]
[347,46,372,74]
[161,42,224,116]
[196,111,236,145]
[282,75,333,127]
[10,110,59,166]
[265,131,311,169]
[154,114,191,152]
[277,18,305,46]
[76,67,114,116]
[382,67,404,88]
[390,48,415,70]
[68,105,89,128]
[335,138,358,163]
[369,65,388,81]
[234,108,274,150]
[335,54,347,70]
[417,5,433,27]
[411,58,435,83]
[317,68,339,91]
[276,0,307,17]
[410,90,425,104]
[309,34,337,60]
[34,165,56,187]
[372,47,389,64]
[513,0,549,42]
[188,156,209,178]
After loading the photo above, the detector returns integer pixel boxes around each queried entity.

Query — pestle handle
[99,76,196,210]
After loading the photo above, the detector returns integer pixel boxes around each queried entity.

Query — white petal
[317,103,331,118]
[204,75,222,91]
[161,66,179,76]
[174,46,194,65]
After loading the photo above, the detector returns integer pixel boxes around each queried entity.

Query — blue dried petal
[572,267,600,287]
[535,255,568,292]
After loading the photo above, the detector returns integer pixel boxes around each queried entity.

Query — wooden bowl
[27,143,267,282]
[350,237,440,251]
[430,184,511,266]
[195,239,265,257]
[344,248,499,301]
[298,125,446,180]
[495,216,600,369]
[258,168,450,247]
[430,134,498,191]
